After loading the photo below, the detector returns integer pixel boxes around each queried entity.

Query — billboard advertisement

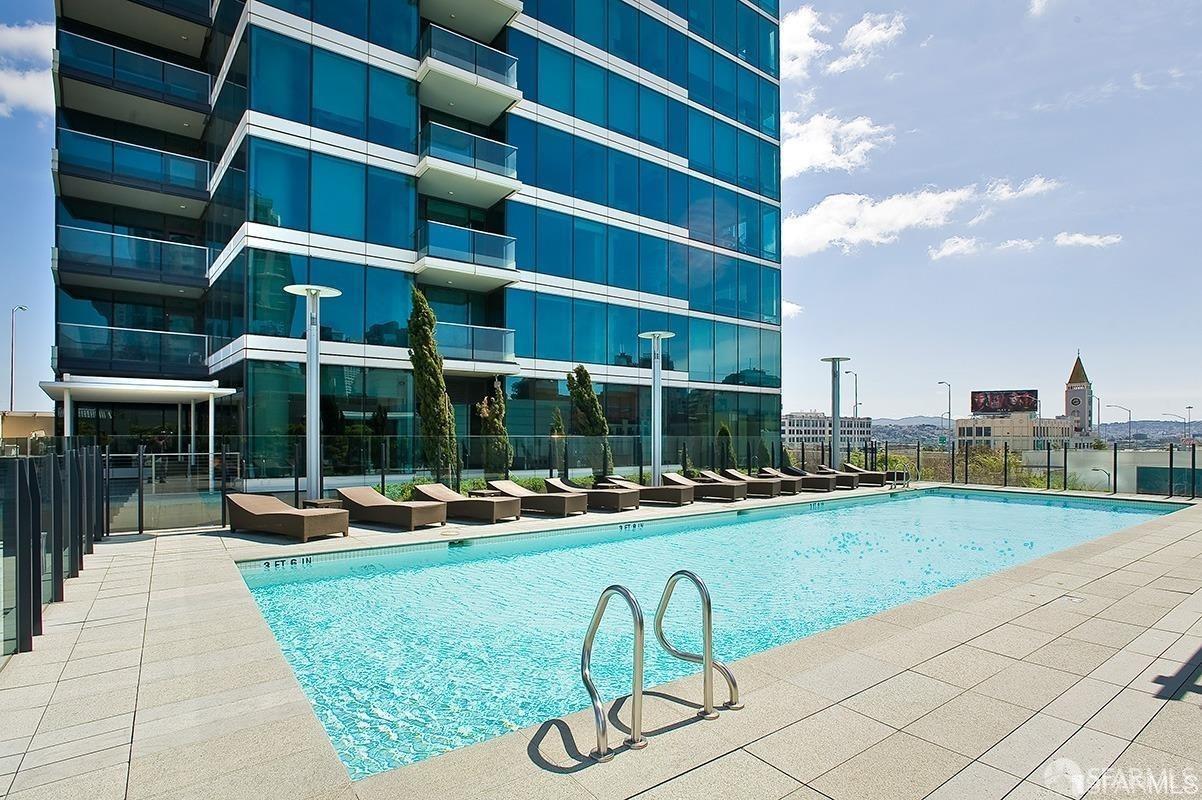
[971,389,1039,414]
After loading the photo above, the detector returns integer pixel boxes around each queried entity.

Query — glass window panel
[540,0,572,32]
[687,0,713,39]
[608,74,639,139]
[370,0,418,56]
[250,28,309,124]
[248,250,306,337]
[760,265,780,324]
[668,168,689,229]
[308,258,364,342]
[714,321,738,383]
[688,178,714,244]
[713,121,737,185]
[573,58,607,127]
[573,136,607,206]
[738,325,760,385]
[537,42,573,114]
[365,267,411,346]
[688,317,714,383]
[760,15,779,77]
[667,28,688,88]
[572,297,606,364]
[314,0,366,39]
[761,203,780,262]
[505,289,535,357]
[638,160,667,222]
[607,149,639,215]
[509,114,537,183]
[760,328,781,388]
[666,313,689,373]
[714,186,739,251]
[687,40,713,108]
[737,192,760,255]
[607,302,638,366]
[639,15,667,78]
[639,86,667,150]
[574,0,606,49]
[366,167,414,248]
[759,77,778,136]
[510,30,538,98]
[310,154,365,240]
[312,48,366,139]
[687,109,713,175]
[537,124,573,195]
[638,233,667,296]
[667,99,688,157]
[507,200,535,270]
[667,241,689,299]
[535,208,572,278]
[736,3,759,65]
[572,217,606,284]
[759,140,780,199]
[608,0,639,64]
[738,68,759,128]
[249,138,309,230]
[737,129,759,190]
[368,67,417,151]
[714,0,737,55]
[713,255,738,317]
[607,225,638,290]
[535,292,572,361]
[737,260,760,321]
[712,55,738,121]
[688,247,713,312]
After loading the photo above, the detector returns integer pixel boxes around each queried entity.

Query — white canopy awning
[40,374,235,404]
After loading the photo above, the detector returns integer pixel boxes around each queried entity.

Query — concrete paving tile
[1087,650,1157,687]
[1158,634,1202,664]
[744,705,892,783]
[1024,638,1119,676]
[465,772,598,800]
[631,750,800,800]
[29,713,133,753]
[1032,728,1129,798]
[904,690,1033,759]
[1040,678,1123,726]
[0,662,65,691]
[808,732,968,800]
[1153,608,1202,634]
[1126,657,1195,697]
[6,744,130,794]
[855,630,959,669]
[910,612,1001,644]
[1123,628,1181,657]
[35,686,138,733]
[737,639,850,680]
[139,744,347,800]
[0,683,56,711]
[1014,607,1092,636]
[871,601,950,630]
[925,761,1021,800]
[2,763,128,800]
[1096,601,1169,628]
[1065,618,1146,649]
[1086,689,1166,740]
[18,727,132,772]
[1082,742,1202,799]
[0,708,49,741]
[1004,780,1072,799]
[981,713,1081,779]
[1134,699,1202,759]
[783,652,901,702]
[974,662,1082,711]
[56,648,141,682]
[840,671,962,728]
[912,645,1019,689]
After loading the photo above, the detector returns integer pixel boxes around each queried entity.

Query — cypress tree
[549,406,566,478]
[408,285,457,482]
[716,422,738,470]
[476,379,513,478]
[567,365,612,477]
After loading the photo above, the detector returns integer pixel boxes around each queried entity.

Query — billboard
[971,389,1039,415]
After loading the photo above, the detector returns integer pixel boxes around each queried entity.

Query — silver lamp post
[284,284,342,500]
[1165,413,1187,441]
[1107,404,1132,446]
[638,330,675,487]
[938,381,952,449]
[844,370,859,418]
[822,357,850,465]
[9,304,28,412]
[1187,406,1194,440]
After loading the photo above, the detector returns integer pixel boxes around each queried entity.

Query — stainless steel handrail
[653,570,741,718]
[581,584,647,762]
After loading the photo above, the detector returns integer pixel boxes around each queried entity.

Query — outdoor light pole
[9,304,28,412]
[639,330,675,487]
[1165,413,1187,441]
[1107,404,1132,446]
[844,370,859,418]
[1187,406,1194,441]
[822,358,850,465]
[284,284,342,500]
[938,381,952,449]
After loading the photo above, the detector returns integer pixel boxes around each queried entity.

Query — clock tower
[1065,353,1093,437]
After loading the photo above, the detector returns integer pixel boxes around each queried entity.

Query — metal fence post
[1112,442,1119,495]
[1191,443,1196,500]
[49,454,64,602]
[916,441,921,477]
[137,444,145,536]
[1167,444,1174,498]
[103,445,111,538]
[1045,445,1051,490]
[380,440,387,494]
[293,443,301,507]
[27,460,43,638]
[963,444,970,485]
[15,460,35,652]
[951,442,956,483]
[1062,447,1068,492]
[221,441,229,524]
[1003,442,1009,487]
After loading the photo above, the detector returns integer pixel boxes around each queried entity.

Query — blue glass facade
[52,0,782,451]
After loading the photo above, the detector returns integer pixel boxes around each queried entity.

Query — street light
[1165,413,1187,441]
[638,330,675,487]
[284,284,341,500]
[9,304,28,412]
[1187,406,1194,440]
[937,381,952,449]
[1107,404,1132,446]
[822,357,850,465]
[841,369,860,418]
[1091,467,1111,493]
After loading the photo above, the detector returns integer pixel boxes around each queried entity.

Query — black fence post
[951,442,956,483]
[963,443,970,485]
[1003,442,1009,487]
[293,443,301,507]
[27,460,43,638]
[103,445,111,538]
[380,440,387,494]
[49,454,64,602]
[1113,442,1119,495]
[65,452,78,579]
[137,444,145,536]
[1045,445,1051,490]
[800,442,806,470]
[883,441,889,471]
[15,460,34,653]
[916,441,921,477]
[1167,444,1174,498]
[1191,443,1197,500]
[1062,447,1069,492]
[220,441,229,525]
[638,437,644,484]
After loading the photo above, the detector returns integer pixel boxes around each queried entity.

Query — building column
[207,394,215,492]
[190,400,196,467]
[63,389,73,437]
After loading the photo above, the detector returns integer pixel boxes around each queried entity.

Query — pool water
[242,489,1177,778]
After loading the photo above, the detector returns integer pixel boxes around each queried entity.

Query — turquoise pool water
[241,489,1178,778]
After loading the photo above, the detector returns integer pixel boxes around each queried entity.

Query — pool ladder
[580,570,740,762]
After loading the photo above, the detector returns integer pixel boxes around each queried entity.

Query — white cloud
[780,7,831,81]
[1033,81,1121,112]
[967,208,994,227]
[986,175,1062,201]
[826,12,906,74]
[782,300,804,319]
[997,238,1041,252]
[780,111,894,178]
[0,22,54,117]
[1054,232,1122,247]
[928,236,982,261]
[1029,0,1054,16]
[920,35,934,47]
[783,185,976,258]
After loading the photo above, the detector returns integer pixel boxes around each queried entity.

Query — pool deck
[1,484,1200,799]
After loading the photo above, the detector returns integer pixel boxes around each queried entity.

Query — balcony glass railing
[421,24,518,88]
[58,32,210,108]
[418,221,516,271]
[420,123,517,179]
[435,322,516,363]
[56,226,209,283]
[57,129,209,195]
[56,323,210,377]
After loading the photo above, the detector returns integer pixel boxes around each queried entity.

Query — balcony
[417,25,521,126]
[54,129,209,218]
[53,226,209,296]
[419,0,522,43]
[417,123,520,208]
[56,0,210,58]
[55,32,209,137]
[415,221,519,291]
[55,323,210,379]
[435,322,517,373]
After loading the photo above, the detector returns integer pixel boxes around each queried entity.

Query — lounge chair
[412,483,521,523]
[711,468,782,498]
[817,465,861,489]
[335,487,446,531]
[842,463,890,486]
[755,467,804,494]
[545,477,640,511]
[487,480,587,517]
[601,475,694,506]
[774,467,838,492]
[662,472,747,501]
[226,493,349,543]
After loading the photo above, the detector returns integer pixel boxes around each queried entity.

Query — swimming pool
[241,488,1180,779]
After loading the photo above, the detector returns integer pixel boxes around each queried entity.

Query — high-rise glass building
[47,0,782,474]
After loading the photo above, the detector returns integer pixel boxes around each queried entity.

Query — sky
[0,0,1199,422]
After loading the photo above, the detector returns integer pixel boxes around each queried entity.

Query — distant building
[782,411,872,448]
[1065,354,1094,439]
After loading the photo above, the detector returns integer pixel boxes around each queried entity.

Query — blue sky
[0,0,1198,421]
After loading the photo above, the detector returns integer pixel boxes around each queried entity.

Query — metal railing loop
[580,584,646,762]
[653,570,741,718]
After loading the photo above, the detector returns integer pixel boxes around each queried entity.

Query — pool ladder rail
[580,570,740,763]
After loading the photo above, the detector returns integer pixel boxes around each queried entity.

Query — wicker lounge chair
[817,465,861,489]
[842,463,889,486]
[775,467,838,492]
[662,472,747,501]
[412,483,521,523]
[545,477,640,511]
[754,467,804,494]
[335,487,447,531]
[703,469,781,498]
[487,480,588,517]
[602,475,694,506]
[226,493,349,543]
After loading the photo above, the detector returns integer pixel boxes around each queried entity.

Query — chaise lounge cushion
[226,493,349,543]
